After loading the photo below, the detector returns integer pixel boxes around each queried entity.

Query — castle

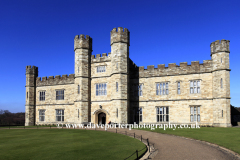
[25,27,231,127]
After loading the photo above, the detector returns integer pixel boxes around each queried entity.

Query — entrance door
[98,112,106,125]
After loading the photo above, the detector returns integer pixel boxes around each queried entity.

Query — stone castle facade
[25,27,231,127]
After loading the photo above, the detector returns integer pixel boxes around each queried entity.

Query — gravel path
[102,128,239,160]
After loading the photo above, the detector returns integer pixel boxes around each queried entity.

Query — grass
[0,129,147,160]
[138,126,240,154]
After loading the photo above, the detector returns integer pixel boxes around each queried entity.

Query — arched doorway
[98,112,106,125]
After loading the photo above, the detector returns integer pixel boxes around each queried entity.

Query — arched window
[78,85,80,94]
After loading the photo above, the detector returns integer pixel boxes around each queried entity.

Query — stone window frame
[175,80,182,95]
[56,89,65,100]
[39,90,46,101]
[56,109,65,122]
[138,84,143,97]
[95,83,107,96]
[189,79,201,94]
[220,78,223,88]
[139,107,143,122]
[190,105,200,122]
[156,82,169,95]
[133,107,144,123]
[96,65,106,73]
[78,85,80,94]
[39,109,46,122]
[156,106,169,122]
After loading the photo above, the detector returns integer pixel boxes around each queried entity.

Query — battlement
[74,34,92,51]
[130,60,213,78]
[26,65,38,76]
[36,74,75,86]
[110,27,129,45]
[91,52,111,63]
[210,39,230,55]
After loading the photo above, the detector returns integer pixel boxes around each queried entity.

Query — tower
[25,65,38,126]
[74,34,92,123]
[110,27,130,124]
[211,40,231,127]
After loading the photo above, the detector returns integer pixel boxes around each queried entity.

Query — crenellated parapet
[36,74,75,86]
[130,60,213,78]
[26,65,38,76]
[110,27,129,45]
[91,53,111,63]
[74,34,92,51]
[210,39,230,55]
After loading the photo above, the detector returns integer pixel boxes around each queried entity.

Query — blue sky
[0,0,239,113]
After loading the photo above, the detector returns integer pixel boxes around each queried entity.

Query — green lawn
[138,126,240,154]
[0,129,147,160]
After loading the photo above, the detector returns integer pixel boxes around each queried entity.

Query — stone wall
[130,73,213,101]
[131,100,213,124]
[133,60,212,78]
[36,74,74,86]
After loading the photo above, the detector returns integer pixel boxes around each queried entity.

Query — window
[133,107,142,123]
[177,82,180,94]
[138,84,143,96]
[97,66,106,73]
[39,110,45,121]
[156,107,169,122]
[78,109,79,118]
[116,108,118,118]
[139,108,142,122]
[56,109,64,121]
[222,110,223,117]
[78,85,80,94]
[221,58,222,63]
[190,106,200,122]
[116,82,118,92]
[27,92,28,99]
[156,82,169,95]
[221,78,223,88]
[56,90,64,100]
[96,83,107,96]
[39,91,45,101]
[116,63,118,69]
[190,80,200,94]
[78,67,79,73]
